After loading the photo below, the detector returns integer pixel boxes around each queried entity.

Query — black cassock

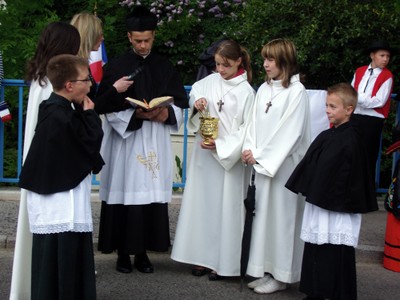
[286,121,378,214]
[95,49,188,124]
[19,92,104,194]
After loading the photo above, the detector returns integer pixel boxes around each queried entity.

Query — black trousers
[300,242,357,300]
[31,232,96,300]
[98,202,171,255]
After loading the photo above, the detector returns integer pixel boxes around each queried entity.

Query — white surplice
[10,79,53,300]
[99,105,183,205]
[27,175,93,234]
[171,72,255,276]
[242,74,310,283]
[301,203,362,247]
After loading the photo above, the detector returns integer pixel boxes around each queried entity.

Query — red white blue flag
[89,41,108,84]
[0,101,12,122]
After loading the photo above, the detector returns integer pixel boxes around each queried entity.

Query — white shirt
[351,64,393,118]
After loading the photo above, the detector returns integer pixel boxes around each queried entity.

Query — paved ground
[0,188,399,300]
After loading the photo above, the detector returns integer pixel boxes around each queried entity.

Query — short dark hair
[46,54,88,91]
[327,82,358,108]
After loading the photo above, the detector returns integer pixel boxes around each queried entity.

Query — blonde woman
[71,12,104,98]
[71,12,132,102]
[71,12,103,60]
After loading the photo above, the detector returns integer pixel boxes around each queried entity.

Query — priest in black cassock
[95,5,188,274]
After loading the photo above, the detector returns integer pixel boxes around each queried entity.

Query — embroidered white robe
[99,105,183,205]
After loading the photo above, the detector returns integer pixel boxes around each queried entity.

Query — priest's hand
[113,76,133,93]
[150,107,169,123]
[135,107,169,123]
[194,97,208,111]
[200,139,216,150]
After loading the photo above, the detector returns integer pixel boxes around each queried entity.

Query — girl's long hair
[261,38,298,88]
[215,39,253,83]
[26,22,80,86]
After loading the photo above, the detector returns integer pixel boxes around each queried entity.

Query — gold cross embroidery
[137,151,160,179]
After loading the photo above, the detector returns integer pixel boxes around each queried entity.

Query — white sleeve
[357,77,393,108]
[105,109,135,139]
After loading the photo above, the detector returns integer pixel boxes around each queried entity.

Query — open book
[125,96,173,110]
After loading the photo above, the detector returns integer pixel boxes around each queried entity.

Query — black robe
[285,122,378,214]
[95,49,188,130]
[19,92,104,194]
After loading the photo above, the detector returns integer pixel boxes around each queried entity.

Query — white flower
[0,0,7,10]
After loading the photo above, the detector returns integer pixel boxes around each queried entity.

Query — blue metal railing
[0,79,27,183]
[0,79,191,188]
[0,78,398,192]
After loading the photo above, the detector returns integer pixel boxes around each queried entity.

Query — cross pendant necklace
[217,78,246,112]
[217,99,224,112]
[265,84,283,114]
[265,101,272,113]
[265,84,274,114]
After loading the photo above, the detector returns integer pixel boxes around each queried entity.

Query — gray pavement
[0,188,399,300]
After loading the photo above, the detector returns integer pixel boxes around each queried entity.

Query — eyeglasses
[70,77,91,83]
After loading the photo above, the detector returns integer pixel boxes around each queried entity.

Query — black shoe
[208,271,223,281]
[116,254,132,273]
[191,266,208,277]
[134,253,154,273]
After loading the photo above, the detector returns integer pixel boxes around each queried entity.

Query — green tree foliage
[239,0,400,88]
[2,0,398,88]
[0,0,59,79]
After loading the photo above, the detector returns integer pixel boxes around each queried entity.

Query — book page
[125,96,173,110]
[148,96,173,108]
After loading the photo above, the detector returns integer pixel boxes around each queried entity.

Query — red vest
[353,66,393,118]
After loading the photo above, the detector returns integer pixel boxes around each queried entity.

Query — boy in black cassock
[19,54,104,300]
[285,83,378,300]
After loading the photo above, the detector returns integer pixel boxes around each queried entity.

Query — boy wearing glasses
[19,54,104,300]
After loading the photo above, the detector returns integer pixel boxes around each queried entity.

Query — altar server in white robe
[241,38,310,294]
[171,39,255,279]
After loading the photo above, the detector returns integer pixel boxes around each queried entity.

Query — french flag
[89,41,108,84]
[0,101,12,122]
